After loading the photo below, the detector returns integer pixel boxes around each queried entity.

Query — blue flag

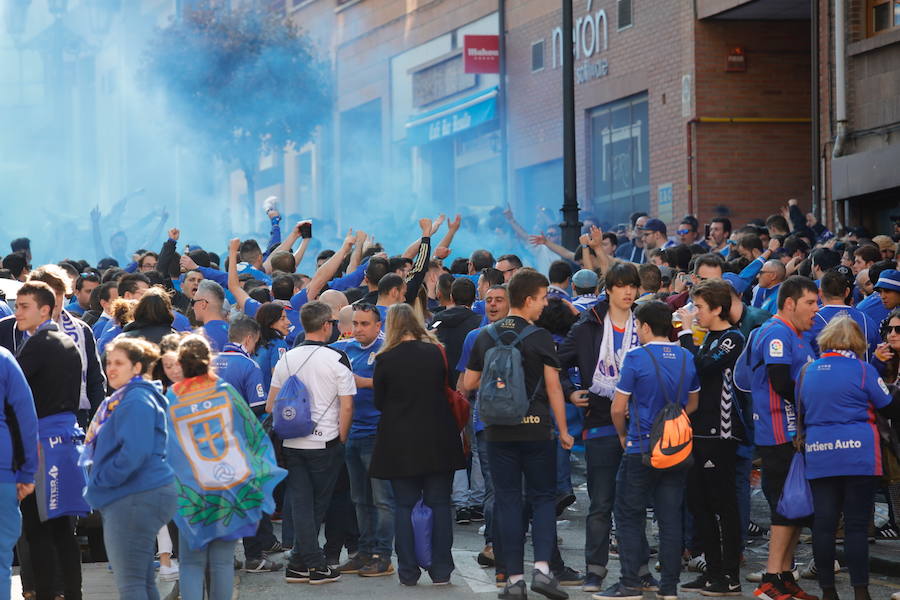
[166,375,286,551]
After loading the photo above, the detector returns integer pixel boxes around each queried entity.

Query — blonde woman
[799,316,895,600]
[369,303,465,586]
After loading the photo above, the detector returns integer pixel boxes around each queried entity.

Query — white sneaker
[159,561,179,582]
[478,524,486,536]
[745,567,799,583]
[799,559,840,579]
[687,555,707,573]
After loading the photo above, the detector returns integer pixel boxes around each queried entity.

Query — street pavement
[10,459,900,599]
[234,477,900,600]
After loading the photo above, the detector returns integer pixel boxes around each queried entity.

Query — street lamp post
[560,0,581,249]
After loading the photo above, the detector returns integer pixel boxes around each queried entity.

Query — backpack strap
[287,344,322,381]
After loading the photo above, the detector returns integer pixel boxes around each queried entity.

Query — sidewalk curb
[837,545,900,578]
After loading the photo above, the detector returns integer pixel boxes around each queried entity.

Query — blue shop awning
[405,86,498,145]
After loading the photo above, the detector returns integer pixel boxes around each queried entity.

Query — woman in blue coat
[83,337,176,600]
[798,316,894,600]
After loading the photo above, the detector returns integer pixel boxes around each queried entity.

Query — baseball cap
[875,269,900,293]
[722,273,749,295]
[572,269,599,289]
[639,218,667,235]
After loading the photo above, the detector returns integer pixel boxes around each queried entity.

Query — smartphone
[704,224,711,239]
[299,222,312,239]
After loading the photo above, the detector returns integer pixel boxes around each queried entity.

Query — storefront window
[590,93,649,227]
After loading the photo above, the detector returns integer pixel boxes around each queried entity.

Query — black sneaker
[640,573,660,592]
[555,493,577,517]
[285,564,310,583]
[470,506,485,522]
[308,566,341,585]
[700,577,742,597]
[531,569,569,600]
[592,582,643,600]
[554,566,584,587]
[477,546,495,568]
[244,557,283,573]
[358,554,394,577]
[499,579,528,598]
[682,574,710,592]
[456,507,472,525]
[337,552,370,574]
[262,540,284,555]
[876,522,900,539]
[748,521,769,537]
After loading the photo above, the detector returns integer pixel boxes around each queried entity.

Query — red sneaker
[754,581,793,600]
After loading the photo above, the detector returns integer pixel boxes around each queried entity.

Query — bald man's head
[319,289,349,319]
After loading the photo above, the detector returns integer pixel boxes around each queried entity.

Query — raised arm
[403,219,432,305]
[157,228,179,281]
[347,230,367,273]
[503,206,531,244]
[227,238,251,312]
[531,233,576,262]
[262,217,304,273]
[305,231,356,301]
[437,214,462,250]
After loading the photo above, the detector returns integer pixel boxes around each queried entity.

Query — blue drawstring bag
[777,452,814,520]
[411,497,433,569]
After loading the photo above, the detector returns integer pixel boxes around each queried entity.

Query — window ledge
[849,28,900,56]
[335,0,362,13]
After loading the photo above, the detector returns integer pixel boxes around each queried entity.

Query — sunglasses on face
[676,229,693,236]
[887,325,900,335]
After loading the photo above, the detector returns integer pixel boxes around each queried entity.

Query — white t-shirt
[271,341,356,449]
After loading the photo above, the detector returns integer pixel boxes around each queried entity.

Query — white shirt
[271,341,356,449]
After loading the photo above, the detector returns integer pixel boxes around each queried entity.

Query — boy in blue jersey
[331,304,395,577]
[806,270,881,360]
[736,276,819,600]
[595,300,699,600]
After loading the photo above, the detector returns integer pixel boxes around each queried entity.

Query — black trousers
[810,475,878,588]
[20,494,82,600]
[687,438,741,580]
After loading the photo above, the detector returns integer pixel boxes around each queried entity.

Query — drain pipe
[832,0,847,159]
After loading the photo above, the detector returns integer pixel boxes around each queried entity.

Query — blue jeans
[475,432,494,546]
[585,435,647,577]
[102,483,177,600]
[614,454,687,595]
[283,443,345,569]
[345,435,394,556]
[178,537,236,600]
[487,439,557,577]
[0,484,20,600]
[391,473,455,584]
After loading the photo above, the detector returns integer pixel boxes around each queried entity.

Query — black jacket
[430,306,482,388]
[557,301,614,432]
[369,341,466,480]
[16,326,83,418]
[121,320,176,346]
[0,314,106,413]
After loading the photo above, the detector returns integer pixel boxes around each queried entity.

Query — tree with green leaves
[142,1,332,222]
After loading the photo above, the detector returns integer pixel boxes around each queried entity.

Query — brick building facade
[257,0,867,238]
